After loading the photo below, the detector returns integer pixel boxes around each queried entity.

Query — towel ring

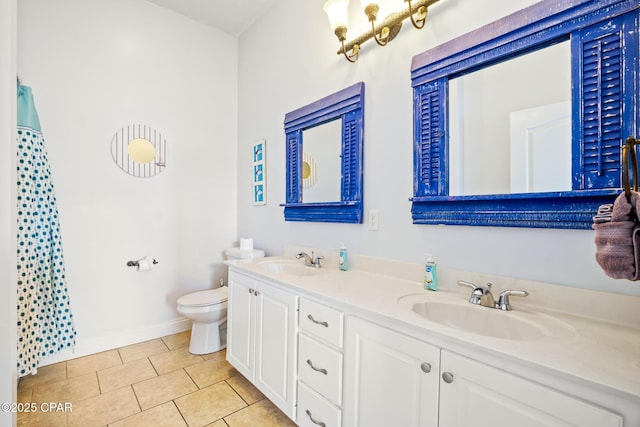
[622,136,639,201]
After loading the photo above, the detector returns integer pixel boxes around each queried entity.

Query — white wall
[18,0,239,361]
[1,0,18,423]
[237,0,640,297]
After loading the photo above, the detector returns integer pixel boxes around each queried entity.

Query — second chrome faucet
[296,251,324,268]
[457,280,528,311]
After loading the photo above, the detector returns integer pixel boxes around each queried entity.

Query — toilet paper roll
[240,238,254,251]
[137,257,152,272]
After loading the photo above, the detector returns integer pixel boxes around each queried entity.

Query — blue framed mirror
[282,82,364,223]
[410,0,639,229]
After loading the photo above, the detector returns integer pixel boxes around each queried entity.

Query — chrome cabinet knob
[442,372,454,383]
[421,362,432,373]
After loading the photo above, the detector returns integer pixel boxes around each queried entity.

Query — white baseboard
[37,317,192,367]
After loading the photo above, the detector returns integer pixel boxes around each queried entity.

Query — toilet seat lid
[177,287,228,307]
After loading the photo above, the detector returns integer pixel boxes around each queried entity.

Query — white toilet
[177,287,228,354]
[177,247,265,355]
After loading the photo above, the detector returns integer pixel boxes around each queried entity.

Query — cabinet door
[439,350,623,427]
[344,316,440,427]
[254,282,298,420]
[226,272,256,381]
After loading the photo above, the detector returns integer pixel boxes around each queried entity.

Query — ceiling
[143,0,281,37]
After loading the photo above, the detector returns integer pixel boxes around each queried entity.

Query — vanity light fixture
[323,0,439,62]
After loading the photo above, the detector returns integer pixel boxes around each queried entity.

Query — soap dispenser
[339,243,349,271]
[424,254,438,291]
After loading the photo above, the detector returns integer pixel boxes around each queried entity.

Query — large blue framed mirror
[282,82,364,223]
[410,0,639,229]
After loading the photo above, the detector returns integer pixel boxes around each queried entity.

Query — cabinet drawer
[300,298,344,348]
[298,333,343,406]
[297,381,342,427]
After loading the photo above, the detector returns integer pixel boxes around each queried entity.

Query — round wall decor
[110,124,167,177]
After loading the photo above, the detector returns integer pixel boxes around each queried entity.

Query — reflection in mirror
[302,119,342,203]
[449,41,572,196]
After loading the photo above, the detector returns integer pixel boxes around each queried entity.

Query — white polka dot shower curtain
[16,84,76,377]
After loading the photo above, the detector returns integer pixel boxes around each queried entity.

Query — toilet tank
[225,248,265,260]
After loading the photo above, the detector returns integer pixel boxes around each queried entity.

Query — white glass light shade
[323,0,349,30]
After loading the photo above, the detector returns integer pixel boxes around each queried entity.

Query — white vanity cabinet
[296,298,345,427]
[344,316,440,427]
[226,270,298,420]
[226,256,639,426]
[344,316,624,427]
[438,350,623,427]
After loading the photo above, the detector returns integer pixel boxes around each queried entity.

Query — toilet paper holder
[126,257,159,267]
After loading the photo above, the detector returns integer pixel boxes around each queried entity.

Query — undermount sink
[412,301,548,341]
[258,260,320,277]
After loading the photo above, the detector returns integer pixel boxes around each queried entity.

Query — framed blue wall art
[252,139,266,205]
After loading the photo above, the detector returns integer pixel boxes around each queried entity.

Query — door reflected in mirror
[302,119,342,203]
[448,40,572,196]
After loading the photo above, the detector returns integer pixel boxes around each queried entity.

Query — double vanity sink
[255,257,573,342]
[227,251,640,426]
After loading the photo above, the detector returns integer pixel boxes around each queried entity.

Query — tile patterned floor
[17,331,297,427]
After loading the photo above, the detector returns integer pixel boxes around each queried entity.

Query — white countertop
[226,253,640,403]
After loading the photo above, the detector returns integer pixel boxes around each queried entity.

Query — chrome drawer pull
[306,409,327,427]
[306,359,328,375]
[307,314,329,327]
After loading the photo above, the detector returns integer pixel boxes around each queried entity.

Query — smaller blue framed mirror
[282,82,364,223]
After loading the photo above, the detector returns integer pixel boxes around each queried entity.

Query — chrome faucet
[458,280,496,307]
[496,289,529,311]
[457,280,528,311]
[296,251,324,268]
